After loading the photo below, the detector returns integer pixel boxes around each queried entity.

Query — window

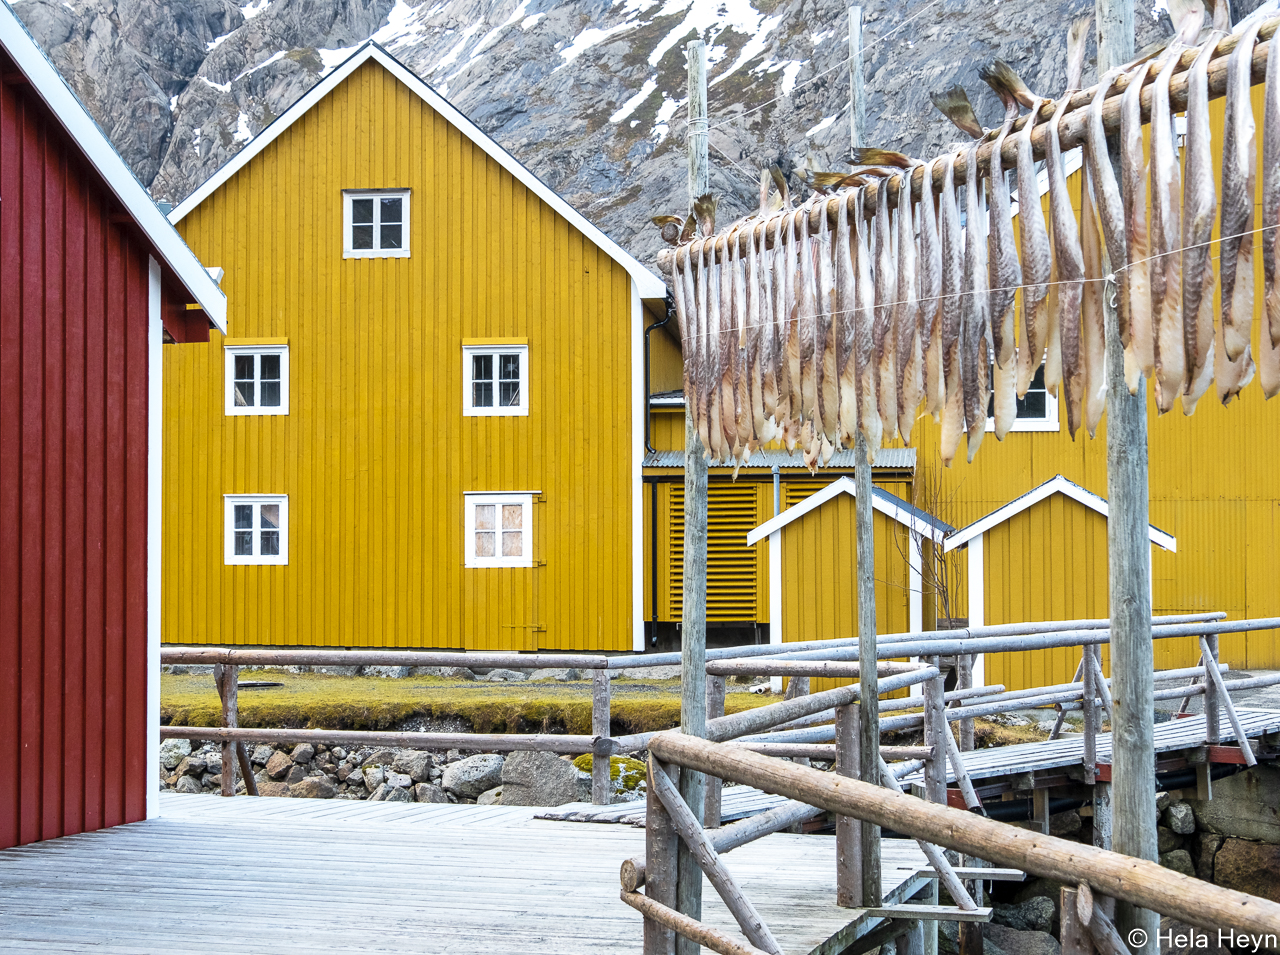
[224,343,288,415]
[224,495,288,565]
[343,190,410,258]
[463,344,529,416]
[986,363,1060,432]
[464,493,534,568]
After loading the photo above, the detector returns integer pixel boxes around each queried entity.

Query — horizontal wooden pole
[647,733,1280,937]
[161,647,611,670]
[619,890,773,955]
[737,743,930,760]
[915,867,1026,882]
[160,725,599,754]
[862,905,992,922]
[705,660,922,678]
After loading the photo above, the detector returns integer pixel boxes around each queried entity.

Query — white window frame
[224,494,289,566]
[224,343,289,416]
[464,492,534,568]
[986,361,1061,433]
[343,189,411,259]
[463,344,529,417]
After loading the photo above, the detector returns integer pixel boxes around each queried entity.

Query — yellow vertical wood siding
[164,60,635,650]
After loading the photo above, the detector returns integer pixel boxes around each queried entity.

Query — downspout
[644,292,675,454]
[772,465,781,516]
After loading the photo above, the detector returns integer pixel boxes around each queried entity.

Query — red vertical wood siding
[0,56,157,850]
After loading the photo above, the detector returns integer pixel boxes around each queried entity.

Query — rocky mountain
[13,0,1185,268]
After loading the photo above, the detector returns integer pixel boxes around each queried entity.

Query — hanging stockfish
[1121,59,1156,387]
[897,172,925,442]
[919,157,945,419]
[938,155,966,466]
[745,228,767,449]
[1046,18,1089,437]
[1181,37,1220,414]
[796,208,824,471]
[874,178,899,441]
[1220,16,1265,365]
[730,234,751,460]
[980,63,1023,440]
[1080,161,1107,436]
[816,206,840,446]
[1150,8,1204,413]
[757,231,779,442]
[836,189,860,445]
[1263,10,1280,398]
[771,213,794,435]
[1084,68,1129,358]
[695,237,716,458]
[719,230,739,460]
[960,139,992,462]
[854,187,882,454]
[782,208,802,450]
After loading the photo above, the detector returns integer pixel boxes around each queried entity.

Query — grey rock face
[477,786,503,805]
[412,782,449,803]
[442,753,505,798]
[983,924,1059,955]
[1164,801,1196,835]
[174,775,202,794]
[12,0,1180,277]
[1187,764,1280,842]
[159,738,191,770]
[250,744,274,765]
[1159,848,1196,877]
[498,750,588,807]
[392,751,435,782]
[992,895,1054,933]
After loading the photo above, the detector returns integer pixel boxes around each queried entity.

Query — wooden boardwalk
[0,792,928,955]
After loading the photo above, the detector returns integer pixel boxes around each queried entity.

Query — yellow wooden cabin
[162,43,668,652]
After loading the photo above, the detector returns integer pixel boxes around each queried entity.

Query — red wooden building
[1,4,227,851]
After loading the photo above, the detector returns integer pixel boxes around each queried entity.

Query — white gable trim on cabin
[0,1,227,330]
[942,474,1177,553]
[167,43,666,302]
[746,476,949,547]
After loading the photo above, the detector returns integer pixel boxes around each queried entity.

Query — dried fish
[703,239,723,461]
[897,174,925,442]
[1220,16,1264,363]
[720,234,739,459]
[919,157,945,419]
[798,208,819,424]
[672,246,695,448]
[732,235,753,454]
[1083,69,1129,358]
[746,227,767,445]
[961,141,991,461]
[938,157,965,466]
[1080,162,1107,437]
[1265,12,1280,396]
[833,192,859,446]
[771,214,793,429]
[816,206,840,442]
[874,180,899,441]
[783,210,801,448]
[1215,310,1256,404]
[1046,72,1086,436]
[1122,59,1155,388]
[979,62,1022,372]
[1181,39,1219,413]
[854,187,882,452]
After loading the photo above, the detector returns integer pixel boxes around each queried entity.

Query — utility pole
[848,3,881,912]
[677,37,709,955]
[1096,0,1157,951]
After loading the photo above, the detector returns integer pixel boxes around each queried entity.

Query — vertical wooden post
[1060,887,1099,955]
[1203,633,1220,743]
[835,701,863,907]
[214,663,238,797]
[704,674,726,826]
[1097,0,1156,948]
[957,654,975,752]
[677,40,709,952]
[1093,780,1113,851]
[645,757,679,955]
[592,669,613,805]
[1033,786,1051,835]
[1083,646,1098,784]
[923,656,947,805]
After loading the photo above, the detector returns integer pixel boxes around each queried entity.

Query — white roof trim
[168,43,665,301]
[942,474,1177,553]
[746,476,948,547]
[0,0,226,331]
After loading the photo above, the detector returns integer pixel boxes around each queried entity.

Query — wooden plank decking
[0,792,928,955]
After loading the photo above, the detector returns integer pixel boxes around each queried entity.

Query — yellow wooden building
[162,43,667,651]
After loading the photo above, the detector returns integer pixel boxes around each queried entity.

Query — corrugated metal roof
[643,448,916,470]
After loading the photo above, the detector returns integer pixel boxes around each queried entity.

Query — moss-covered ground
[160,671,773,736]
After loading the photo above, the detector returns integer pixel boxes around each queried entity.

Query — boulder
[616,665,682,680]
[159,738,191,770]
[499,750,588,807]
[203,751,223,775]
[443,753,506,799]
[370,783,411,802]
[483,668,528,682]
[1158,826,1182,853]
[1156,790,1173,813]
[175,755,207,778]
[365,749,398,766]
[1213,838,1280,902]
[413,783,449,804]
[1194,831,1223,881]
[392,751,435,782]
[1048,810,1081,838]
[362,765,385,791]
[528,668,581,681]
[1164,801,1196,835]
[289,743,315,764]
[983,925,1059,955]
[174,775,201,794]
[284,763,309,785]
[258,781,290,798]
[290,777,336,799]
[264,751,293,780]
[250,744,273,765]
[411,666,475,680]
[386,771,412,789]
[1186,764,1280,843]
[993,895,1054,933]
[202,773,222,789]
[1160,849,1196,877]
[477,786,503,805]
[362,665,412,678]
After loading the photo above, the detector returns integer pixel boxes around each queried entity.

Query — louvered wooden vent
[668,484,761,622]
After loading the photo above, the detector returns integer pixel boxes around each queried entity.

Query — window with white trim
[224,495,288,565]
[343,190,410,258]
[465,493,533,568]
[225,344,288,415]
[986,363,1060,432]
[463,345,529,416]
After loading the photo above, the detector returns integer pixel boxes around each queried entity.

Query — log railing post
[835,701,862,907]
[593,668,613,805]
[645,758,679,955]
[923,656,947,805]
[956,654,975,751]
[1203,633,1220,743]
[1083,644,1098,785]
[705,674,726,826]
[213,663,239,797]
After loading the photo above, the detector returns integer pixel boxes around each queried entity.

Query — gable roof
[0,0,226,331]
[746,476,953,547]
[942,474,1177,553]
[169,42,666,301]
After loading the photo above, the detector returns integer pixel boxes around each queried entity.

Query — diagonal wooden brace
[1199,637,1257,767]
